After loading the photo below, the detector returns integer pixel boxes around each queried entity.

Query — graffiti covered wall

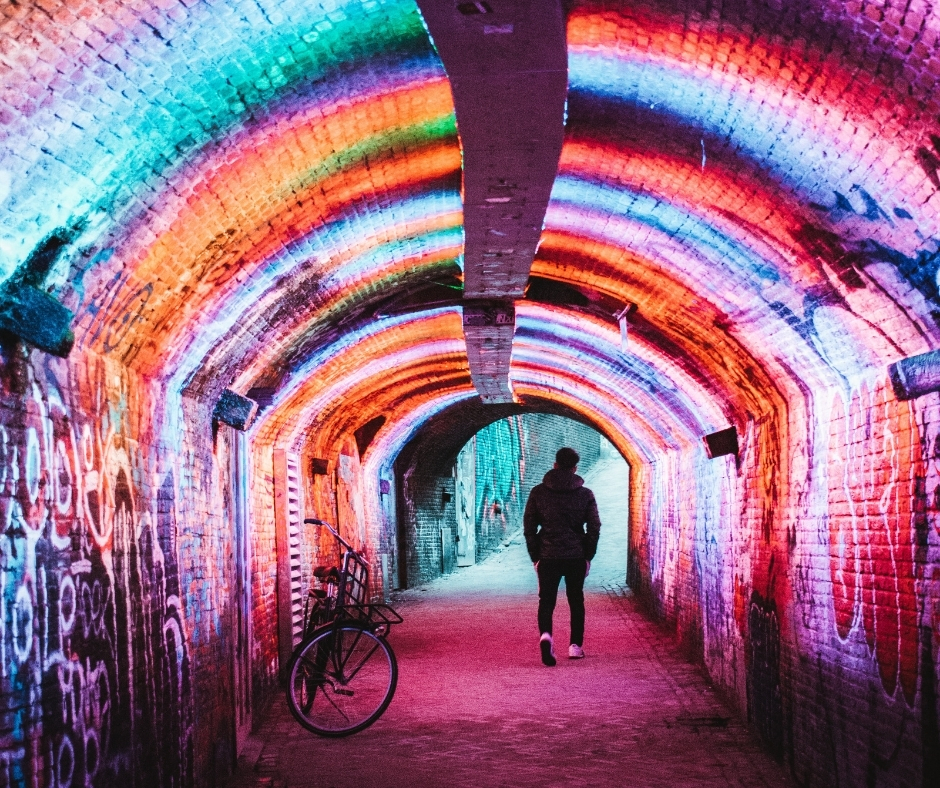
[0,340,262,787]
[629,377,940,786]
[466,414,602,560]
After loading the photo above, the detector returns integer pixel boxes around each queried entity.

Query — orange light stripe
[254,312,468,446]
[96,143,461,372]
[512,382,653,467]
[80,78,459,366]
[229,237,464,393]
[533,229,785,419]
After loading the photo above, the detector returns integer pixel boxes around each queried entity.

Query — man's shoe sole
[540,640,556,667]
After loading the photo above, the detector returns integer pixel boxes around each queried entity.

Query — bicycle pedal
[334,688,354,696]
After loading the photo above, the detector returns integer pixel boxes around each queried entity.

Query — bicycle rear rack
[335,603,404,627]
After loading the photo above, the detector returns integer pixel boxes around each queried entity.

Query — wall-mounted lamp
[0,283,74,357]
[889,350,940,400]
[0,228,78,357]
[703,426,738,459]
[212,389,258,431]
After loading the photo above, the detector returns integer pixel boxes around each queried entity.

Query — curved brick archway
[1,1,939,786]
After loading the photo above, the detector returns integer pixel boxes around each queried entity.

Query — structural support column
[416,0,567,403]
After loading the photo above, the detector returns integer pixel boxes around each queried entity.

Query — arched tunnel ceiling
[3,0,940,468]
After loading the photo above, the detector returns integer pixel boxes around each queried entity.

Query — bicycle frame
[302,518,402,635]
[287,519,403,736]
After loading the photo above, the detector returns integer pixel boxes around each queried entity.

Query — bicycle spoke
[317,682,352,722]
[338,639,383,684]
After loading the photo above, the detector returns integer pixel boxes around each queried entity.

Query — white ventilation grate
[285,454,304,645]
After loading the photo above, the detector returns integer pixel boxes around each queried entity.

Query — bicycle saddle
[313,566,340,581]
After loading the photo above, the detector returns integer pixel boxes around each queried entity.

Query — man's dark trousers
[537,558,586,646]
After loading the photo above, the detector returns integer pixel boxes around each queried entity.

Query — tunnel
[1,0,939,786]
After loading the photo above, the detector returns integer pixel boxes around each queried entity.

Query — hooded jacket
[523,468,601,562]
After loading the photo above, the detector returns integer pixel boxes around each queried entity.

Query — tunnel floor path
[231,459,794,788]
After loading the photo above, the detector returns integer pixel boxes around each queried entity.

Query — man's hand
[585,560,591,577]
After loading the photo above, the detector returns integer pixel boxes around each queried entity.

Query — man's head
[555,447,580,471]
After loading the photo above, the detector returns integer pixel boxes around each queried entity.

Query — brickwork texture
[1,1,940,787]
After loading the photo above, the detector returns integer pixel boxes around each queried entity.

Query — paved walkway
[230,459,794,788]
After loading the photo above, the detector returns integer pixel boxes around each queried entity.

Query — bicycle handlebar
[304,518,358,555]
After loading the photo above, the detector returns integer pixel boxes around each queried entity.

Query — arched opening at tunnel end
[392,411,630,591]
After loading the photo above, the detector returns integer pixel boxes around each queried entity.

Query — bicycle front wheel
[286,624,398,736]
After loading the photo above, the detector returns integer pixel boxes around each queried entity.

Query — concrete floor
[230,459,794,788]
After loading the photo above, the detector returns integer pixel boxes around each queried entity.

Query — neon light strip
[168,197,462,394]
[566,46,938,242]
[251,308,468,444]
[1,0,443,282]
[515,303,726,429]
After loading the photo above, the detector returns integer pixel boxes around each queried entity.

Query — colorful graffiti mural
[1,0,940,786]
[0,346,193,787]
[828,379,925,705]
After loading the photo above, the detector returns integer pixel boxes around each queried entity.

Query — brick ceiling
[1,0,939,464]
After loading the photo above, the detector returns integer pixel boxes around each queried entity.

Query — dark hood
[542,468,584,491]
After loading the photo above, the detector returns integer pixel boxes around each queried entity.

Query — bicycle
[285,518,403,736]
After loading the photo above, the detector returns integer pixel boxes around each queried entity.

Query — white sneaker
[539,633,556,667]
[568,644,585,659]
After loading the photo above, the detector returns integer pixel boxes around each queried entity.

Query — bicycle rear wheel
[286,623,398,736]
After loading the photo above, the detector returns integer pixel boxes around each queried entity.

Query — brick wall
[0,343,209,786]
[627,380,939,787]
[4,337,937,788]
[3,1,940,787]
[0,340,305,788]
[396,467,457,587]
[247,442,281,710]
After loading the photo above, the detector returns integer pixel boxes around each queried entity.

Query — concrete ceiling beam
[416,0,567,403]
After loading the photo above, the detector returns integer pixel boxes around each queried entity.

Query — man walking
[523,447,602,666]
